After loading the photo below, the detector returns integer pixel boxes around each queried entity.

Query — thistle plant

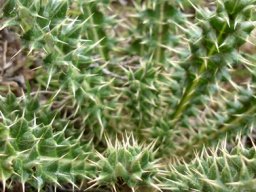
[90,135,161,191]
[0,94,95,191]
[0,0,256,191]
[163,140,256,192]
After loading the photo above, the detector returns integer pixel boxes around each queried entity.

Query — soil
[0,27,35,96]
